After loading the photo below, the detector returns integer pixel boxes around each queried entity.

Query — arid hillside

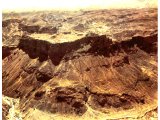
[2,8,157,120]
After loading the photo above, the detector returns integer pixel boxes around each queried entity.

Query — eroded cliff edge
[2,33,157,119]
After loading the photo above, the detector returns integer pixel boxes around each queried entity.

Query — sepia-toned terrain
[2,8,157,120]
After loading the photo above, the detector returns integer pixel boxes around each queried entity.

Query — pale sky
[2,0,157,12]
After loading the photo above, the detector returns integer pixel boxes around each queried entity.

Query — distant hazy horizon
[2,0,157,12]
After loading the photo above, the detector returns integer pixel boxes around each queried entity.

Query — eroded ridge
[2,33,157,119]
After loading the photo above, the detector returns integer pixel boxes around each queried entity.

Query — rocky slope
[2,8,157,120]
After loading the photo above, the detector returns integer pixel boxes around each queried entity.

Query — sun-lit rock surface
[2,8,157,120]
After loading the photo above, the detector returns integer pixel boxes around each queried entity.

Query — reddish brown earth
[2,8,157,120]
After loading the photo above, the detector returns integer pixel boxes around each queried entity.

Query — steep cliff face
[2,8,157,120]
[2,33,157,119]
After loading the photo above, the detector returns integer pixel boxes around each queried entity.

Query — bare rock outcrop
[2,8,157,120]
[2,33,157,119]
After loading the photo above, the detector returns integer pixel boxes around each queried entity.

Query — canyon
[2,8,157,120]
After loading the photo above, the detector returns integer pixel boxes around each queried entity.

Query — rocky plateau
[2,8,158,120]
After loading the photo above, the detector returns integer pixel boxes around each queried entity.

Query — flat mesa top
[29,33,85,43]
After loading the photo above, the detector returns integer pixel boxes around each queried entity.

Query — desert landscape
[2,7,157,120]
